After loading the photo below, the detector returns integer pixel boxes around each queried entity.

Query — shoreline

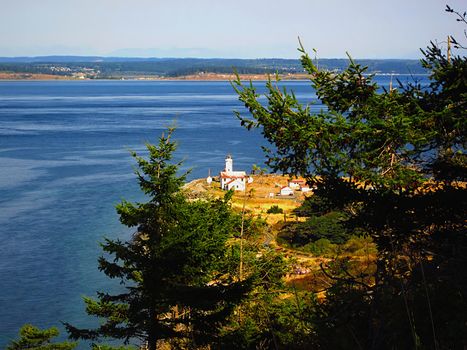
[0,72,429,82]
[0,72,309,81]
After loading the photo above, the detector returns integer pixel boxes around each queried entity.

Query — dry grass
[184,175,378,291]
[184,174,309,225]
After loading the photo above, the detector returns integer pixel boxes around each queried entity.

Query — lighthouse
[225,154,233,172]
[219,155,247,191]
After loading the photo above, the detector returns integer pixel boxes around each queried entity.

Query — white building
[220,155,247,191]
[288,179,306,189]
[280,186,294,196]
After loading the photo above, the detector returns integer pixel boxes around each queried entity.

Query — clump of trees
[233,6,466,349]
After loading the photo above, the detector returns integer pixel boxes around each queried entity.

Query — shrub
[267,205,283,214]
[299,211,349,244]
[341,235,377,256]
[303,238,337,256]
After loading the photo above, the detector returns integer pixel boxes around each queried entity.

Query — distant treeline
[0,57,427,77]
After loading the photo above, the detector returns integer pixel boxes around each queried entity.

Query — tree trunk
[148,327,158,350]
[148,308,159,350]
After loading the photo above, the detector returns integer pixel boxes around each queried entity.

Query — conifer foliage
[7,324,76,350]
[65,128,248,350]
[232,6,466,349]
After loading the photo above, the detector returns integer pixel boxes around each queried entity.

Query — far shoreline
[0,72,429,82]
[0,72,309,81]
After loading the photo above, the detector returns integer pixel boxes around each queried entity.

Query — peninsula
[0,57,427,80]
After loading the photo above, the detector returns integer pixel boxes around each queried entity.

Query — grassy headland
[184,174,377,295]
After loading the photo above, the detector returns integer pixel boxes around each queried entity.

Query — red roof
[220,171,246,179]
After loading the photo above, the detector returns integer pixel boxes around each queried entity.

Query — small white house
[223,177,246,191]
[280,186,294,196]
[220,155,247,191]
[288,179,306,189]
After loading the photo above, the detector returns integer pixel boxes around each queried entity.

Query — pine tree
[7,324,77,350]
[232,7,466,348]
[65,128,249,349]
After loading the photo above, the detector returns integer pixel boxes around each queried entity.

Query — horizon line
[0,55,423,60]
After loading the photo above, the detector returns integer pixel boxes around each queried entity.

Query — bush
[299,211,349,244]
[267,205,283,214]
[303,238,337,256]
[341,235,377,256]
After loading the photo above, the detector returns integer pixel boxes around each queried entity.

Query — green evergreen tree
[232,7,466,349]
[7,324,77,350]
[65,128,249,350]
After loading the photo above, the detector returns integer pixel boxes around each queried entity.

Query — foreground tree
[233,7,466,349]
[7,324,76,350]
[65,128,249,349]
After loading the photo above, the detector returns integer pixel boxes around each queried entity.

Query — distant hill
[0,56,427,78]
[0,56,167,63]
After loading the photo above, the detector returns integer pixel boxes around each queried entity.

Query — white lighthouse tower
[225,154,233,172]
[220,154,247,191]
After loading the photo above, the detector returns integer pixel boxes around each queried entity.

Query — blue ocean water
[0,76,426,347]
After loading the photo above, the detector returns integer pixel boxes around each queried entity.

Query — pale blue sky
[1,0,465,58]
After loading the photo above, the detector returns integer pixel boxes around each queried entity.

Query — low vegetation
[6,324,76,350]
[266,205,283,214]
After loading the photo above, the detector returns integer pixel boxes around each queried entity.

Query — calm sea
[0,76,426,347]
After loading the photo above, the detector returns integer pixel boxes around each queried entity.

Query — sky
[1,0,465,59]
